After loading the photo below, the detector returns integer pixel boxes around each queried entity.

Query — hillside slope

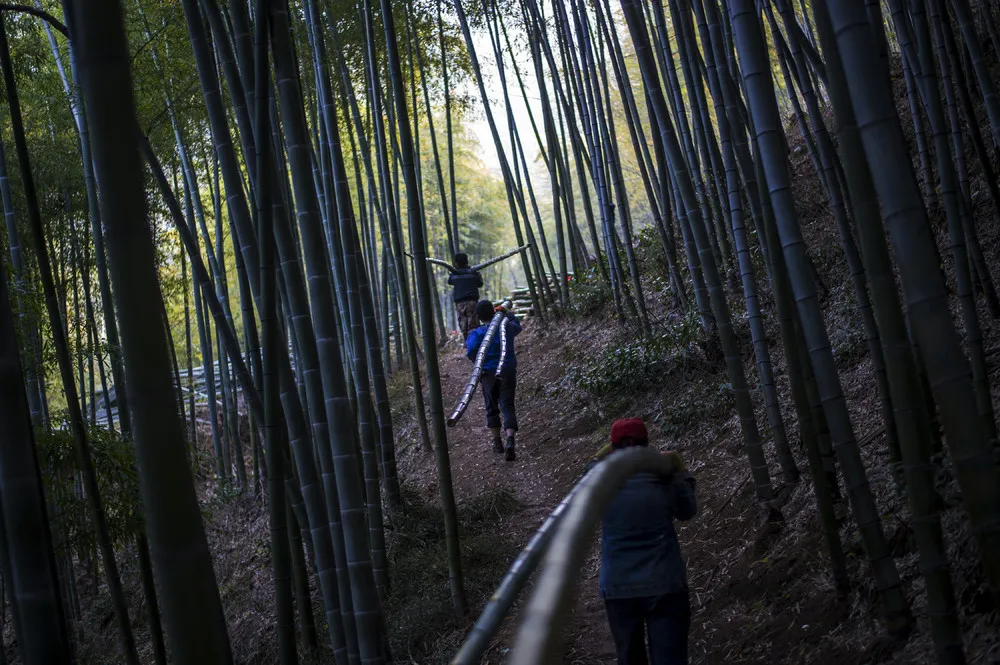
[389,269,1000,664]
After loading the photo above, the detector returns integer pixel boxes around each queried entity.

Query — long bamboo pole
[448,301,513,426]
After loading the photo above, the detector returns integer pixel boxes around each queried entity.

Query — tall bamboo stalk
[380,0,467,615]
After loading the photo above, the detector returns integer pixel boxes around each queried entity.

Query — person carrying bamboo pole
[415,245,529,339]
[449,253,484,340]
[590,418,696,665]
[465,299,521,461]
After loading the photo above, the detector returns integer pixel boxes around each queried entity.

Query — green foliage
[36,426,144,554]
[658,381,736,437]
[567,265,612,318]
[633,226,674,295]
[387,364,416,421]
[571,311,702,395]
[635,226,667,277]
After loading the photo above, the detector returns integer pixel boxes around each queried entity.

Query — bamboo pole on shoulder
[448,301,513,426]
[452,466,590,665]
[509,448,683,664]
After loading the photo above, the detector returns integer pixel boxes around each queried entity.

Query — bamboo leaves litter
[450,467,593,665]
[448,300,513,426]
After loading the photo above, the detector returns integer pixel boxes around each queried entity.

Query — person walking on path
[465,299,521,461]
[594,418,697,665]
[449,253,484,340]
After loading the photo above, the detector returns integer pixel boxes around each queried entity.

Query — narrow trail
[397,321,627,663]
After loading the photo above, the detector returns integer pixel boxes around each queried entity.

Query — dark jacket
[599,469,697,599]
[448,268,483,303]
[465,313,521,373]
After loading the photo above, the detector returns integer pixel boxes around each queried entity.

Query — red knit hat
[610,418,648,449]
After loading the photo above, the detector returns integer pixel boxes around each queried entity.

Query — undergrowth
[386,368,415,421]
[384,486,523,663]
[567,265,611,318]
[570,311,703,396]
[656,381,736,438]
[35,426,144,553]
[636,226,667,278]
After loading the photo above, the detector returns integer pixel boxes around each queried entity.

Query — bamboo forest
[4,0,1000,662]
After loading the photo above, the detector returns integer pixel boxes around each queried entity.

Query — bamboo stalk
[451,468,592,665]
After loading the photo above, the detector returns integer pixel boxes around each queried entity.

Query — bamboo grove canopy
[0,0,998,664]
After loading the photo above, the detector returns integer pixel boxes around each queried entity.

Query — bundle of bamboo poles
[505,272,573,319]
[448,299,513,426]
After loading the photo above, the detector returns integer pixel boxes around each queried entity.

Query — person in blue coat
[596,418,697,664]
[465,299,521,461]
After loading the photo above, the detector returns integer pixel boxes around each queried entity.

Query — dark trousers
[480,370,517,431]
[604,590,690,665]
[456,300,478,340]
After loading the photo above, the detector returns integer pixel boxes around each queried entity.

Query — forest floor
[66,245,1000,665]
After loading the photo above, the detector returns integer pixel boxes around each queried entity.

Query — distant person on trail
[449,253,484,341]
[465,299,521,461]
[594,418,697,665]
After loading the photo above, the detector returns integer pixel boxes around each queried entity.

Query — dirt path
[395,321,618,663]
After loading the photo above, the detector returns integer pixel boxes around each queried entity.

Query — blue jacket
[448,268,483,303]
[599,470,697,599]
[465,313,521,373]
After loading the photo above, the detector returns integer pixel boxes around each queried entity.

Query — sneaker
[504,436,516,462]
[492,438,504,454]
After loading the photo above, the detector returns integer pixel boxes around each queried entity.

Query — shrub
[35,426,144,554]
[659,382,736,437]
[635,225,667,277]
[567,266,611,318]
[571,311,703,396]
